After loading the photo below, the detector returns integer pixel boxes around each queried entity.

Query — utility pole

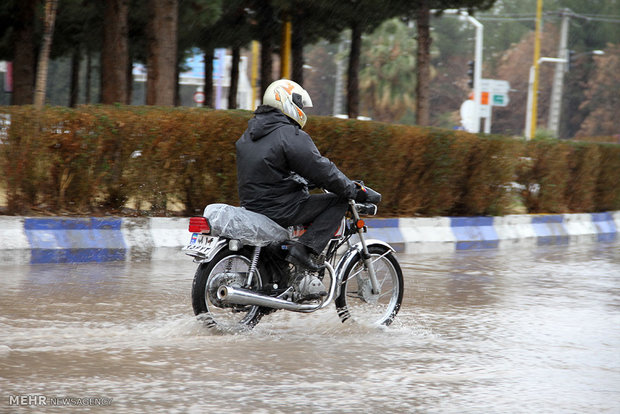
[333,37,345,116]
[529,0,543,139]
[547,8,571,137]
[251,41,259,110]
[280,16,292,79]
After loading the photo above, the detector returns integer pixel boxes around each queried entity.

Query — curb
[0,212,618,264]
[364,211,619,254]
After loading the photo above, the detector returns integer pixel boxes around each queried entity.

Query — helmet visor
[297,89,313,109]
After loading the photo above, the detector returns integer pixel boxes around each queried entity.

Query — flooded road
[1,241,619,413]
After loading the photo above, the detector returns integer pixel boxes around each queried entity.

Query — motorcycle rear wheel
[335,245,403,326]
[192,248,265,331]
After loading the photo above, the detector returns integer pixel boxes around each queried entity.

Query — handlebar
[354,181,381,204]
[313,179,381,205]
[354,202,378,216]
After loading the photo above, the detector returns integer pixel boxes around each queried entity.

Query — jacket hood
[247,105,296,141]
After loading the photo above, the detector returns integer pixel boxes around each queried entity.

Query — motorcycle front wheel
[191,248,265,331]
[335,245,403,326]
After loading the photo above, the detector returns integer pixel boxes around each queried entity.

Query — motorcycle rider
[236,79,368,277]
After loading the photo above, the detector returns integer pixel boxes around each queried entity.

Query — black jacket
[236,106,357,222]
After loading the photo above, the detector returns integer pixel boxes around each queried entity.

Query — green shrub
[565,142,600,212]
[517,139,570,213]
[0,105,618,216]
[595,144,620,211]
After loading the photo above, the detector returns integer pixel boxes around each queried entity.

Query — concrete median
[0,211,618,264]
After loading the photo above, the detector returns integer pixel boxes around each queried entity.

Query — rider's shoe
[285,243,326,272]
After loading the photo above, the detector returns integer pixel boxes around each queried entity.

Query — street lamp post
[443,9,484,133]
[526,51,604,140]
[525,57,567,140]
[465,12,483,134]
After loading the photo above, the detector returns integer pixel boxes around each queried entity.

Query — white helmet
[263,79,313,128]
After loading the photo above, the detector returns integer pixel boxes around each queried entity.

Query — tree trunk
[34,0,59,109]
[101,0,129,104]
[85,51,92,104]
[347,20,362,119]
[415,0,431,126]
[127,53,134,104]
[174,61,180,106]
[259,2,274,97]
[11,0,37,105]
[228,46,240,109]
[203,45,214,108]
[260,35,273,97]
[291,12,304,85]
[69,48,80,107]
[146,0,178,106]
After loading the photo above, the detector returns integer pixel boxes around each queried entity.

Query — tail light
[189,217,211,234]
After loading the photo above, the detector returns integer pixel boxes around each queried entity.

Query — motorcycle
[183,185,403,331]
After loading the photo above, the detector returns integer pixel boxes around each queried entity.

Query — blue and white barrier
[367,211,619,254]
[0,216,188,264]
[0,212,618,264]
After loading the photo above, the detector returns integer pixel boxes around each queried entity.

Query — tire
[335,245,403,326]
[191,248,265,331]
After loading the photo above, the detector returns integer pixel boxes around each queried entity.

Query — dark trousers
[275,193,348,255]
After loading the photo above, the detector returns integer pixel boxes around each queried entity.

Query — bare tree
[102,0,130,104]
[34,0,58,109]
[228,46,240,109]
[346,20,362,119]
[11,0,38,105]
[415,0,431,126]
[146,0,178,106]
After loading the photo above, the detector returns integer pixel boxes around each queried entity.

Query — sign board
[469,89,509,107]
[193,91,205,104]
[479,103,491,118]
[461,79,509,133]
[480,78,510,107]
[481,92,489,105]
[480,79,510,93]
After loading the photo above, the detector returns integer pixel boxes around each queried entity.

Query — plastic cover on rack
[203,204,289,246]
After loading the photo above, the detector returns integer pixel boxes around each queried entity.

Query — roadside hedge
[1,105,619,217]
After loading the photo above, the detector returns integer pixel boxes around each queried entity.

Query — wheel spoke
[346,250,392,281]
[377,272,389,289]
[377,289,394,300]
[336,249,402,326]
[198,252,262,331]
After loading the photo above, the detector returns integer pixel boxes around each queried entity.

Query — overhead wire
[475,11,620,24]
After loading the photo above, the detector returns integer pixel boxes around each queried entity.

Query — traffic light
[567,50,575,71]
[467,60,475,89]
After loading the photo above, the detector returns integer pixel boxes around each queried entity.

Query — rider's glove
[355,187,368,203]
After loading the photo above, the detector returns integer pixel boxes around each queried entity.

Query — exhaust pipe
[217,263,337,313]
[217,286,321,312]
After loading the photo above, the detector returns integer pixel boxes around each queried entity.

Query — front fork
[349,201,381,294]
